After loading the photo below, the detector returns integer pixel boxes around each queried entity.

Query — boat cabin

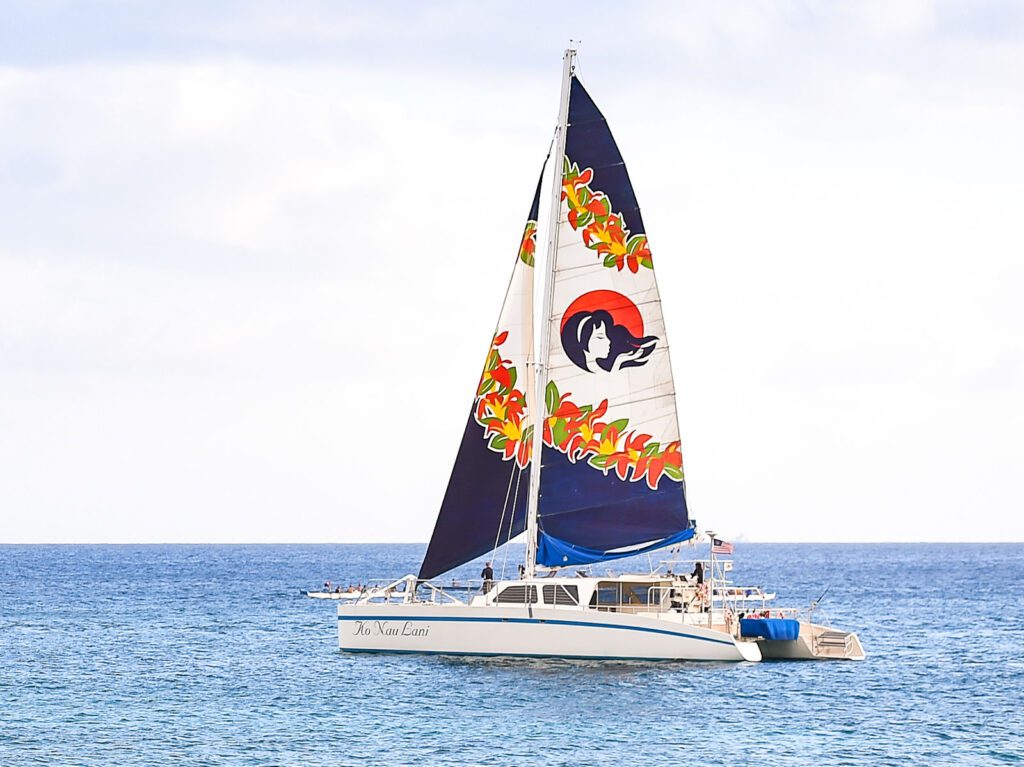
[472,575,699,614]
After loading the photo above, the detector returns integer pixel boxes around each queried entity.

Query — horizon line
[1,540,1021,546]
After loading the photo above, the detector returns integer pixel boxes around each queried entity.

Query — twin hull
[337,603,762,662]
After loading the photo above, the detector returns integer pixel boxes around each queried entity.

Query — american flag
[712,538,734,555]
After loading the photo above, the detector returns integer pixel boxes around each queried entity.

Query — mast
[525,46,575,578]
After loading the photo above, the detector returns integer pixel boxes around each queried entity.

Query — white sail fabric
[543,159,682,490]
[546,231,679,470]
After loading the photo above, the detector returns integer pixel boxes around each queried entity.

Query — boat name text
[353,620,430,638]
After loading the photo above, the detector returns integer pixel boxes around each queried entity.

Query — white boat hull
[337,603,761,662]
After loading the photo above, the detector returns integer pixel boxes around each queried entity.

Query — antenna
[568,39,582,75]
[812,585,831,608]
[809,585,831,623]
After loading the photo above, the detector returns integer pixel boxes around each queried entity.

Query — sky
[1,1,1022,544]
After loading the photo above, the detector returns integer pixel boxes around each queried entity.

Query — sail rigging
[420,49,691,579]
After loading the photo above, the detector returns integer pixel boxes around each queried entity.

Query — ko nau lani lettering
[352,620,430,638]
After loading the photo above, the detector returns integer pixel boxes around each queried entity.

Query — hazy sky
[2,1,1022,543]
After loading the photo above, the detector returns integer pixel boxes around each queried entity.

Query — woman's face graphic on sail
[584,319,611,364]
[561,306,658,374]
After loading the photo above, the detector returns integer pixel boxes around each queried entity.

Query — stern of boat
[734,638,763,662]
[756,621,865,661]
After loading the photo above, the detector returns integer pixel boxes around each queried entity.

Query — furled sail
[536,77,692,566]
[417,170,544,580]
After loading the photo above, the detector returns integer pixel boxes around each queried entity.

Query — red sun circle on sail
[560,290,645,338]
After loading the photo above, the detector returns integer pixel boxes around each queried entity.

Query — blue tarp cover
[537,525,695,567]
[740,618,800,641]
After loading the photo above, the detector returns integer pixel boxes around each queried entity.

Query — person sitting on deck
[669,587,683,611]
[481,562,494,593]
[687,581,709,612]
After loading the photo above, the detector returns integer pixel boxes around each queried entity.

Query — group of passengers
[322,581,363,594]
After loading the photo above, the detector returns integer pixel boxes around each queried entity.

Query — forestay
[418,169,544,580]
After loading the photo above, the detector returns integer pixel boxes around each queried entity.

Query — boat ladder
[814,630,854,657]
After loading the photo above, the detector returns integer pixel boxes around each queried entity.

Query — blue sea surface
[1,543,1022,766]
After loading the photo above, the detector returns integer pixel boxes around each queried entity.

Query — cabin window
[542,584,579,606]
[620,583,652,606]
[588,581,659,610]
[592,583,621,608]
[495,585,538,604]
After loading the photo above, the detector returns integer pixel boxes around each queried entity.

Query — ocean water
[1,543,1022,766]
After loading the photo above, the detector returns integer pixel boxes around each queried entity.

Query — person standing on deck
[481,562,494,593]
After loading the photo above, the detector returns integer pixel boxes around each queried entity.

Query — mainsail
[419,52,691,578]
[535,76,692,566]
[417,170,543,580]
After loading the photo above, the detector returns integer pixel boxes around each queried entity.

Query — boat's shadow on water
[345,651,742,674]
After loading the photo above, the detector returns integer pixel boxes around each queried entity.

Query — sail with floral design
[321,48,865,665]
[418,168,544,580]
[535,77,692,566]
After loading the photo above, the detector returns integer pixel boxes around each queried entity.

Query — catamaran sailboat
[311,48,864,662]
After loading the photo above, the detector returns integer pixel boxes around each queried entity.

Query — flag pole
[707,530,715,629]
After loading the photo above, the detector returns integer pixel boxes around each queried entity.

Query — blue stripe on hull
[340,647,696,662]
[337,614,735,646]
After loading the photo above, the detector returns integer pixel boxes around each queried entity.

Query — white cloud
[1,1,1022,542]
